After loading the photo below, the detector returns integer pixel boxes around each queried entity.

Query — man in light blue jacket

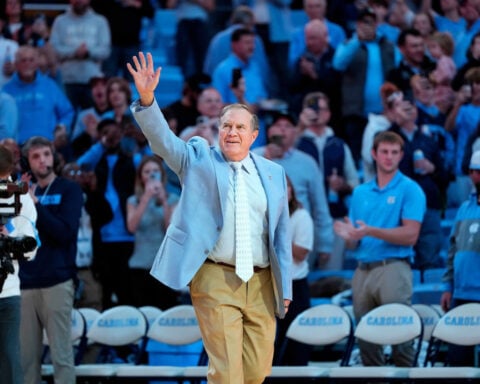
[128,52,292,384]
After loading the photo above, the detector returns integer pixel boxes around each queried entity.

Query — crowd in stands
[1,0,480,377]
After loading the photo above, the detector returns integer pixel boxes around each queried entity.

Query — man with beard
[50,0,111,109]
[19,137,83,384]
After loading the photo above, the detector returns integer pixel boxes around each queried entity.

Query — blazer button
[216,226,221,231]
[204,250,209,255]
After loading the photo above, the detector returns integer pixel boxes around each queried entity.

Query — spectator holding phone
[126,155,179,309]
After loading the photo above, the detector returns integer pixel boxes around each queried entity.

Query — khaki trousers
[352,260,414,367]
[190,261,276,384]
[20,279,75,384]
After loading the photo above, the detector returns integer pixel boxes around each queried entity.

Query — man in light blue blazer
[128,52,292,384]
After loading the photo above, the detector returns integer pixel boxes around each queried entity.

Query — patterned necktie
[232,162,253,282]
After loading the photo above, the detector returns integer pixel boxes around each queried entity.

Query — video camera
[0,180,37,293]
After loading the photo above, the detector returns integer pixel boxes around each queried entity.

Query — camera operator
[19,136,83,384]
[0,145,38,384]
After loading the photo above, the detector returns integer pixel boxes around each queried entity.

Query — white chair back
[286,304,353,345]
[77,308,101,345]
[355,303,423,345]
[43,308,85,346]
[412,304,442,341]
[87,305,148,346]
[432,303,480,345]
[147,305,202,345]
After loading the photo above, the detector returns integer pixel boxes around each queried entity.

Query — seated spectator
[3,45,74,145]
[212,27,268,112]
[288,0,346,69]
[1,0,30,45]
[411,74,447,127]
[179,87,223,145]
[421,0,466,46]
[126,155,180,309]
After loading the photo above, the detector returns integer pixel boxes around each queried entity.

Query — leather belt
[204,258,267,272]
[357,257,409,271]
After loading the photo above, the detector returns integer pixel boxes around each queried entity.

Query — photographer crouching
[0,145,38,384]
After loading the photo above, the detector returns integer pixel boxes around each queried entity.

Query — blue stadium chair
[152,9,178,66]
[154,66,184,108]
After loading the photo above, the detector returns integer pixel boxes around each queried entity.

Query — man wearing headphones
[19,136,83,384]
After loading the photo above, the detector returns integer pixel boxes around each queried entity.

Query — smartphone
[231,68,242,88]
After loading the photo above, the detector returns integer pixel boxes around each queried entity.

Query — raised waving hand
[126,52,161,107]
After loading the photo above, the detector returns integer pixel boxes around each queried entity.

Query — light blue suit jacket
[132,100,292,318]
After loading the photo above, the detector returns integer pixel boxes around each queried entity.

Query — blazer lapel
[250,152,275,235]
[212,148,230,216]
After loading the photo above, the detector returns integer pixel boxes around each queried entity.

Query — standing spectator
[179,86,223,145]
[427,31,456,86]
[1,0,29,45]
[253,110,334,269]
[361,82,403,182]
[0,91,17,140]
[440,149,480,366]
[389,98,449,272]
[421,0,466,45]
[212,27,268,112]
[445,67,480,206]
[296,93,358,269]
[126,155,179,309]
[451,31,480,91]
[0,144,38,384]
[128,52,292,384]
[387,28,436,102]
[61,162,103,311]
[288,0,346,69]
[91,0,154,81]
[203,5,269,81]
[454,0,480,67]
[273,176,314,366]
[77,118,136,309]
[333,6,399,166]
[288,19,341,124]
[71,76,110,158]
[369,0,401,44]
[163,73,211,136]
[412,12,437,40]
[2,46,75,145]
[172,0,214,77]
[0,16,18,87]
[19,136,83,384]
[251,0,292,100]
[49,0,111,110]
[334,131,426,367]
